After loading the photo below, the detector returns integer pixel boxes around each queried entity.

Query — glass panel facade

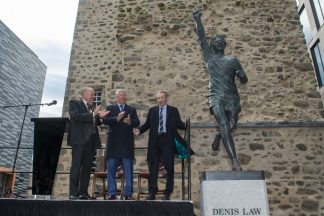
[299,7,313,44]
[311,41,324,86]
[311,0,324,28]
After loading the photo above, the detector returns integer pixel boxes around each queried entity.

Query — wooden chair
[137,161,167,200]
[92,159,124,199]
[0,167,15,198]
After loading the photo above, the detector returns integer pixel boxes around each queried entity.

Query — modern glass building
[297,0,324,100]
[0,20,47,194]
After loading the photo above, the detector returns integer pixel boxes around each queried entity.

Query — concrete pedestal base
[200,171,269,216]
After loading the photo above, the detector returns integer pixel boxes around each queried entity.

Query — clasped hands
[133,128,140,136]
[93,105,110,118]
[117,111,131,125]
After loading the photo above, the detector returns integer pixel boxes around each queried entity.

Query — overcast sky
[0,0,79,117]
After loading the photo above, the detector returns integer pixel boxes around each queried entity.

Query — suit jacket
[68,99,102,148]
[103,104,140,160]
[139,105,186,162]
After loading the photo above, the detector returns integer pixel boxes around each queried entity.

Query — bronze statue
[193,9,248,171]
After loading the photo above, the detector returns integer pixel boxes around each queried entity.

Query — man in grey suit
[68,87,109,200]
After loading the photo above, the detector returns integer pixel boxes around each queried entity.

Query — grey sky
[0,0,79,117]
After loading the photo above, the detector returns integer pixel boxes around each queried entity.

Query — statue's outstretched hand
[236,70,248,84]
[192,8,202,20]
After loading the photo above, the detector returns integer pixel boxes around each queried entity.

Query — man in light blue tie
[134,90,186,200]
[103,89,140,200]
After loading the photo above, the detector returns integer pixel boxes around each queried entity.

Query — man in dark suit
[68,87,109,200]
[103,89,140,200]
[134,90,186,200]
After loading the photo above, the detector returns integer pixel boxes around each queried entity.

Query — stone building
[0,20,47,193]
[57,0,324,215]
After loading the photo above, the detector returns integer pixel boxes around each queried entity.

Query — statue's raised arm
[192,9,210,63]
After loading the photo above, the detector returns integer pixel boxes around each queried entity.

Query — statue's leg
[227,110,241,171]
[212,132,221,151]
[213,110,237,151]
[228,110,238,130]
[212,106,242,171]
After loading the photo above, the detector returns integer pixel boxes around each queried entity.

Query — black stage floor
[0,198,195,216]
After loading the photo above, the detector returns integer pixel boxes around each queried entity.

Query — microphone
[45,100,57,106]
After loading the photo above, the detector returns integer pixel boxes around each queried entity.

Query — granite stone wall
[58,0,324,215]
[63,0,324,122]
[54,124,324,215]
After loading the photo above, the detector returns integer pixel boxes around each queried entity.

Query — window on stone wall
[299,5,313,44]
[311,40,324,86]
[296,0,299,6]
[310,0,324,29]
[94,90,102,106]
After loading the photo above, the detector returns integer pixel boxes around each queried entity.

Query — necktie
[119,104,124,112]
[87,103,96,133]
[159,107,163,133]
[86,103,92,112]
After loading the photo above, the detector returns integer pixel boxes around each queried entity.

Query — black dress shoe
[146,193,155,200]
[78,195,89,200]
[124,196,135,200]
[108,195,117,200]
[79,194,96,200]
[163,194,170,200]
[69,195,78,200]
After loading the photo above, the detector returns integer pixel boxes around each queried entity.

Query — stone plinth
[200,171,269,216]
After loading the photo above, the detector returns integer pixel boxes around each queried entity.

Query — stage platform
[0,198,195,216]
